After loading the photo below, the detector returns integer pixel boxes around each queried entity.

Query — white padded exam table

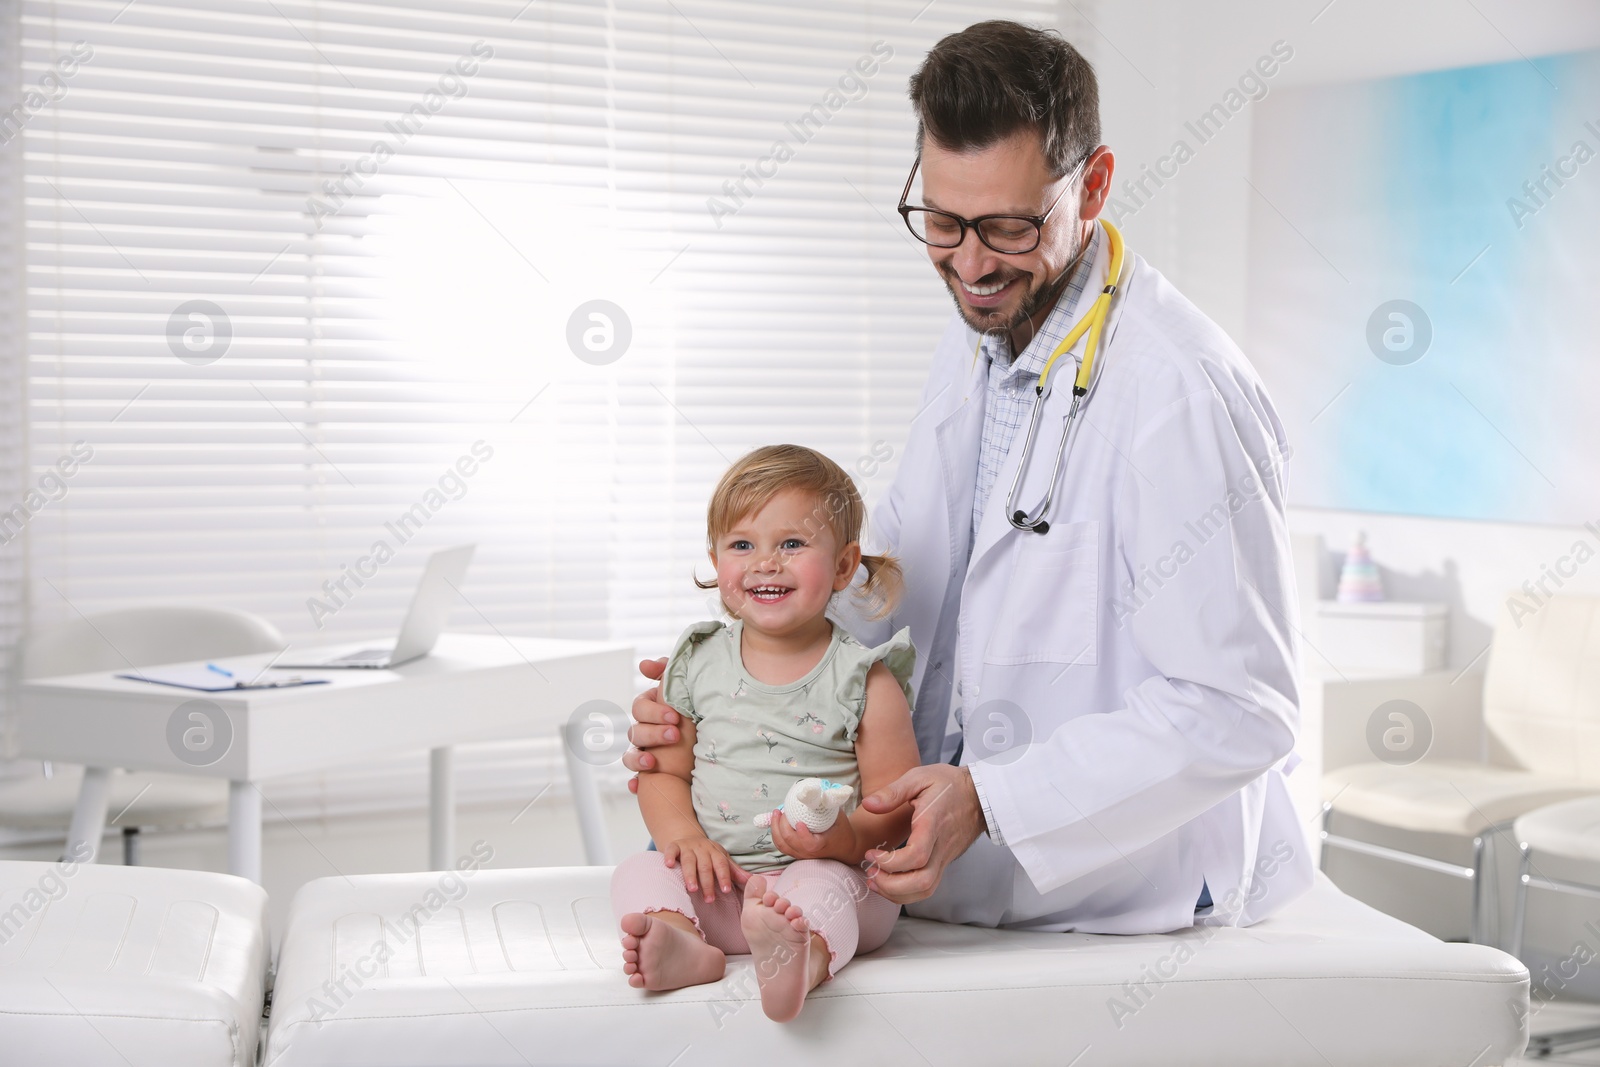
[260,865,1528,1067]
[0,861,268,1067]
[0,860,1530,1066]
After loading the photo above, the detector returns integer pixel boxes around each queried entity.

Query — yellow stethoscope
[977,217,1126,534]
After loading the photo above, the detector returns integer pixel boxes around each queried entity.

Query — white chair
[1511,796,1600,1058]
[0,606,284,864]
[1320,594,1600,943]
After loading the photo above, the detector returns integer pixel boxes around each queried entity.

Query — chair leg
[1321,807,1508,945]
[122,826,141,867]
[1468,833,1487,945]
[1514,849,1600,1057]
[1510,842,1531,960]
[1318,802,1332,870]
[1529,1025,1600,1058]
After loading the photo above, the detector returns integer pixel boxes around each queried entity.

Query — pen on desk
[206,663,234,678]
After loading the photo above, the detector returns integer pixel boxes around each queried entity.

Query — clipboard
[116,666,330,692]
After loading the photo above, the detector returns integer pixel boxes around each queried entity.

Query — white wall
[1073,0,1600,664]
[1085,0,1600,331]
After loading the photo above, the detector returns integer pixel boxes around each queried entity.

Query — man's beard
[940,227,1087,340]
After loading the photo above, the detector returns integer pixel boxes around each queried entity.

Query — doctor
[627,19,1313,933]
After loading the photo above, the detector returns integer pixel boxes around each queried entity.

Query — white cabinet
[1316,600,1448,675]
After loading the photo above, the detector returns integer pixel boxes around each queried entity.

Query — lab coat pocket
[984,520,1099,665]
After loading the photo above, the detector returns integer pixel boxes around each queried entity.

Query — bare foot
[740,875,826,1022]
[618,911,726,991]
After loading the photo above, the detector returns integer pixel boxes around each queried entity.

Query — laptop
[275,545,476,669]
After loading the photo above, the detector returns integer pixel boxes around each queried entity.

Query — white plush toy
[754,778,854,833]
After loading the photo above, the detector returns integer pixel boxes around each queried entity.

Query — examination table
[0,860,1529,1066]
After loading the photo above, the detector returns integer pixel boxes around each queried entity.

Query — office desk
[16,634,634,882]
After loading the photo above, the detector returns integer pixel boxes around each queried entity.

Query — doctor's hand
[860,766,985,905]
[623,657,676,796]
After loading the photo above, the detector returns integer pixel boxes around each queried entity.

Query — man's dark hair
[908,20,1100,178]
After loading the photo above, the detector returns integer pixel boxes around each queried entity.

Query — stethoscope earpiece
[1010,512,1049,535]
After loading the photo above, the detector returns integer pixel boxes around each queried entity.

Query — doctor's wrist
[965,765,1005,847]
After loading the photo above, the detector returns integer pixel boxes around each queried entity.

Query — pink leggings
[610,850,899,977]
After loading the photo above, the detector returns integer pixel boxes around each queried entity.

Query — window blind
[2,0,28,768]
[11,0,1064,683]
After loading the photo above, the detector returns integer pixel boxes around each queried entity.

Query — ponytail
[856,552,903,620]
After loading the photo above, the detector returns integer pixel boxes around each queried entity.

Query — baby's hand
[770,810,859,865]
[661,836,746,903]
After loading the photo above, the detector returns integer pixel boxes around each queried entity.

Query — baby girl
[611,443,921,1022]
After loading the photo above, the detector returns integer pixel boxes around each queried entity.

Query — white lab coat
[846,234,1315,933]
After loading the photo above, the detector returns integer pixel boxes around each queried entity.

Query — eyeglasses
[896,152,1090,255]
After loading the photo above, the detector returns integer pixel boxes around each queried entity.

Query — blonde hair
[696,444,902,620]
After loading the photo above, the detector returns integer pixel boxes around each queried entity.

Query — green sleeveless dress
[659,619,915,872]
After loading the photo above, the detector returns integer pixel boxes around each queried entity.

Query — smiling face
[918,131,1111,342]
[712,488,861,639]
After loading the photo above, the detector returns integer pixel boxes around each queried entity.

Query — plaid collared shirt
[969,225,1102,555]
